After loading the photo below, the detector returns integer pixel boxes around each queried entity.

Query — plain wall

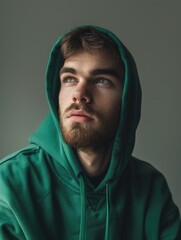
[1,1,180,211]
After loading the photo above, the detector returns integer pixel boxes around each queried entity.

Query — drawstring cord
[105,181,111,240]
[79,174,86,240]
[78,174,111,240]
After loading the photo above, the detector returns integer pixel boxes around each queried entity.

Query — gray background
[1,1,180,211]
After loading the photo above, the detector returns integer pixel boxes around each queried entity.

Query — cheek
[104,95,122,121]
[58,90,71,112]
[104,93,122,110]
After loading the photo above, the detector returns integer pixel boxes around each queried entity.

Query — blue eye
[94,78,110,85]
[63,77,76,83]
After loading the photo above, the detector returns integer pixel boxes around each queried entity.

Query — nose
[72,81,92,104]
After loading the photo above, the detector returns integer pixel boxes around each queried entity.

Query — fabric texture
[0,25,181,240]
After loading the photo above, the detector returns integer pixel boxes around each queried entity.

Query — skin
[59,49,123,177]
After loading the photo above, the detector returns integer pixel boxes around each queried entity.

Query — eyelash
[61,76,112,87]
[62,77,76,83]
[93,78,110,84]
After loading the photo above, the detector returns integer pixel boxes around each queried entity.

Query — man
[0,26,180,239]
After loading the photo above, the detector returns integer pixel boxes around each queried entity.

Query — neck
[75,144,113,178]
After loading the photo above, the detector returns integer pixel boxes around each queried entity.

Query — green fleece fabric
[0,26,180,240]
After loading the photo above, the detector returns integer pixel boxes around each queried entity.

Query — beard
[59,103,119,150]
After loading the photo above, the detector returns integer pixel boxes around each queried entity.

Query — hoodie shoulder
[0,144,40,174]
[131,156,167,179]
[0,144,54,203]
[0,144,41,190]
[128,156,173,201]
[0,144,40,183]
[130,157,181,238]
[0,144,40,163]
[129,156,179,215]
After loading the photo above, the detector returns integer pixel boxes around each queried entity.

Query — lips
[67,110,94,122]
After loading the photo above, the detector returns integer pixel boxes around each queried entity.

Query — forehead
[62,49,120,70]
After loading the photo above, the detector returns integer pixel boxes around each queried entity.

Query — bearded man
[0,26,180,240]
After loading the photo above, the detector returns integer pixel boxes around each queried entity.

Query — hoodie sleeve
[145,172,181,240]
[160,196,181,239]
[0,204,25,240]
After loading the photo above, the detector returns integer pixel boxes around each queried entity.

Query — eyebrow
[60,67,121,79]
[60,67,76,75]
[91,69,121,79]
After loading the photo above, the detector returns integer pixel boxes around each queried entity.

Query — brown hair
[60,26,121,61]
[60,26,125,83]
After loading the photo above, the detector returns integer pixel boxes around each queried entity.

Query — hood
[29,25,141,189]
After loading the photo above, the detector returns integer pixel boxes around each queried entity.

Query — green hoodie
[0,26,180,240]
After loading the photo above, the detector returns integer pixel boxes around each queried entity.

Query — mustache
[65,103,95,114]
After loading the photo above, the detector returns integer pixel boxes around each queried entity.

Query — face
[59,49,123,150]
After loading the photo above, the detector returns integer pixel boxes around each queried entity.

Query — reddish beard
[59,103,117,150]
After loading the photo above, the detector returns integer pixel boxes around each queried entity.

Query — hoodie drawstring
[105,181,111,240]
[79,175,111,240]
[79,174,86,240]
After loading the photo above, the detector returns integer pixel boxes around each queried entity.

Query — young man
[0,26,180,239]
